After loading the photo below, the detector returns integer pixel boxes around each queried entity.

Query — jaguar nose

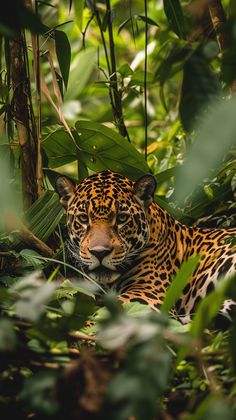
[89,246,113,263]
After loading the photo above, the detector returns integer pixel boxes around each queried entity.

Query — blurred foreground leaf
[161,256,200,313]
[179,51,221,132]
[175,96,236,204]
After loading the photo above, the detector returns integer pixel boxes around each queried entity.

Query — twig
[18,222,54,257]
[69,331,96,342]
[5,214,54,257]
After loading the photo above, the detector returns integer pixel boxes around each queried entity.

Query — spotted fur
[55,170,236,320]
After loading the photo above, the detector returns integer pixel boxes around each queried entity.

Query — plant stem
[144,0,148,160]
[34,0,43,195]
[95,1,130,140]
[106,0,128,139]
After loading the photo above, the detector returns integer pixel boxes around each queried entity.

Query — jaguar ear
[133,174,156,208]
[55,176,76,208]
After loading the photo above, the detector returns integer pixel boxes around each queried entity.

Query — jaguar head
[55,170,156,285]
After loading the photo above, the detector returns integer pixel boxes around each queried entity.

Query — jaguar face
[55,170,156,286]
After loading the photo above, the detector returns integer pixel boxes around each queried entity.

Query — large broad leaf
[42,128,78,168]
[163,0,187,39]
[75,121,149,179]
[43,122,149,179]
[55,30,71,89]
[175,96,236,205]
[179,51,221,131]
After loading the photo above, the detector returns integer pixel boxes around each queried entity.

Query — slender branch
[18,222,54,257]
[5,213,54,257]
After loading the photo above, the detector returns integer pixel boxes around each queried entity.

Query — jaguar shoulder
[55,170,236,320]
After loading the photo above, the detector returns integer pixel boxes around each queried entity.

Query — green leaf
[161,256,200,313]
[75,121,150,179]
[73,0,84,31]
[190,274,236,337]
[190,290,225,338]
[118,63,134,77]
[175,96,236,204]
[55,30,71,89]
[64,47,96,100]
[123,302,152,317]
[118,17,132,34]
[42,127,78,168]
[179,51,221,131]
[56,279,95,300]
[20,372,58,416]
[20,249,44,269]
[0,318,17,351]
[188,395,234,420]
[163,0,187,39]
[155,166,178,187]
[137,15,159,27]
[12,273,57,322]
[24,190,64,242]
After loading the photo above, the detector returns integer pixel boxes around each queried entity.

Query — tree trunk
[10,33,37,209]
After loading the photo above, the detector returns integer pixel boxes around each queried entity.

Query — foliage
[0,0,236,419]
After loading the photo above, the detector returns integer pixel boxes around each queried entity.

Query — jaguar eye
[78,213,89,224]
[117,213,129,224]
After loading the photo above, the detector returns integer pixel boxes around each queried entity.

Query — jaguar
[55,170,236,321]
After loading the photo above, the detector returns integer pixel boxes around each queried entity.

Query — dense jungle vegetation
[1,0,236,418]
